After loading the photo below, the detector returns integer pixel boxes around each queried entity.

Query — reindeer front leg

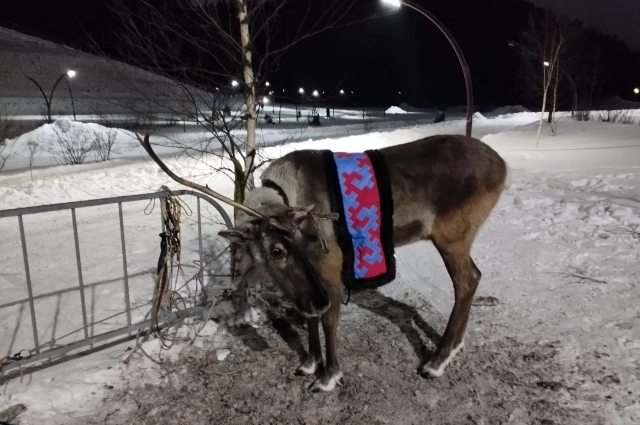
[309,295,343,392]
[296,317,323,376]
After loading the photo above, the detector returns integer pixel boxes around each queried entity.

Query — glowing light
[265,82,270,87]
[262,97,269,104]
[66,70,76,78]
[543,61,550,67]
[634,88,640,94]
[299,88,304,94]
[231,80,239,87]
[381,0,402,8]
[340,89,345,94]
[312,90,319,97]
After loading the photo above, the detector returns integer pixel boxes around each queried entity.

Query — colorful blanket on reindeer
[322,150,395,290]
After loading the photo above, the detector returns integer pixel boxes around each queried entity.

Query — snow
[486,105,530,117]
[2,118,136,170]
[472,111,487,122]
[216,349,231,361]
[2,109,640,423]
[385,106,408,114]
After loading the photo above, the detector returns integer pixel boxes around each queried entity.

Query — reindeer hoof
[308,372,343,393]
[418,366,442,380]
[295,359,320,376]
[419,341,465,380]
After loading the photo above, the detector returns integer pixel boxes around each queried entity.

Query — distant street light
[231,80,239,87]
[262,96,270,104]
[299,87,305,94]
[265,81,270,87]
[313,90,319,97]
[634,88,640,95]
[340,89,345,94]
[543,61,550,67]
[382,0,402,7]
[25,69,77,123]
[382,0,474,137]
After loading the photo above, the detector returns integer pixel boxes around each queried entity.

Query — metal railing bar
[0,191,233,226]
[71,208,89,339]
[18,215,40,353]
[0,306,205,373]
[0,268,157,310]
[118,203,132,326]
[0,190,233,374]
[197,197,204,299]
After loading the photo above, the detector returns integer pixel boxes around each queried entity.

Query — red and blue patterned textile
[323,150,395,290]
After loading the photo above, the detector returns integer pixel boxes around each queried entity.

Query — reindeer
[138,133,511,392]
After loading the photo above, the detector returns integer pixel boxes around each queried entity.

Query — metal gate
[0,190,232,374]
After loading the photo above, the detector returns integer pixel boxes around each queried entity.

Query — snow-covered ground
[1,112,639,424]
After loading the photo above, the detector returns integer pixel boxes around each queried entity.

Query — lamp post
[382,0,474,137]
[634,87,639,101]
[297,88,305,122]
[25,70,77,123]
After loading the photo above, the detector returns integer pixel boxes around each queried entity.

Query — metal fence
[0,190,232,374]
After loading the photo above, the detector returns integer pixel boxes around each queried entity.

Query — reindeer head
[136,134,338,317]
[218,188,337,317]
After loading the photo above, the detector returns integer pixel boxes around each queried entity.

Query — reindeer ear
[218,229,248,244]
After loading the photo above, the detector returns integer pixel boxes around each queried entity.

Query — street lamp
[231,80,239,87]
[25,69,77,123]
[543,61,550,67]
[299,88,305,94]
[265,81,270,87]
[340,89,345,94]
[634,88,639,95]
[382,0,474,137]
[382,0,402,7]
[312,90,319,97]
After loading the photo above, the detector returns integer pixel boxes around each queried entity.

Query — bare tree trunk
[237,0,256,197]
[550,63,560,135]
[536,71,548,147]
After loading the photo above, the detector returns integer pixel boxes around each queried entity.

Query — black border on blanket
[322,149,396,291]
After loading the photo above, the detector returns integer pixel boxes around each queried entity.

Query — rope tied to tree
[152,186,183,347]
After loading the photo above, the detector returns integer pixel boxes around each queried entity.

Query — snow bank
[385,106,408,114]
[486,105,530,117]
[472,112,488,123]
[3,119,136,170]
[598,96,640,110]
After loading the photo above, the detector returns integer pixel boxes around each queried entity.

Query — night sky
[1,0,639,109]
[527,0,640,52]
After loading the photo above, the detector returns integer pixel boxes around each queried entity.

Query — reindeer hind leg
[419,190,499,378]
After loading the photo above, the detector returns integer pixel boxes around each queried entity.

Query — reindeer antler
[137,133,339,245]
[136,133,266,220]
[288,207,339,253]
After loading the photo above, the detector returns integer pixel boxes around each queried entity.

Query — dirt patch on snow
[95,290,612,425]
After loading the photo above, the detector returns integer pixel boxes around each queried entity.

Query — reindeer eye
[270,245,286,260]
